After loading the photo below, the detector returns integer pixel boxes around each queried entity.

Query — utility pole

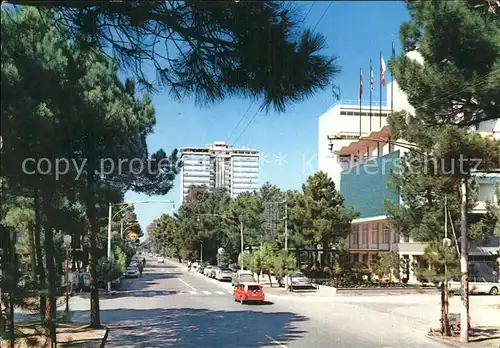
[460,177,469,343]
[107,203,112,293]
[443,195,450,336]
[284,194,288,252]
[240,220,244,271]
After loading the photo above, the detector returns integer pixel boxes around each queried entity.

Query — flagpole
[369,59,372,132]
[379,50,382,128]
[391,42,395,112]
[359,67,362,137]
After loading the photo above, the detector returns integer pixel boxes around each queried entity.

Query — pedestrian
[138,263,144,277]
[187,260,192,272]
[143,258,146,266]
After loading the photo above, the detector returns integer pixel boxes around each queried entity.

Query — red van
[233,282,265,304]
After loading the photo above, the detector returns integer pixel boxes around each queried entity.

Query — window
[362,225,369,244]
[403,232,410,243]
[371,224,378,244]
[353,254,359,264]
[382,224,389,243]
[352,225,359,245]
[393,230,399,243]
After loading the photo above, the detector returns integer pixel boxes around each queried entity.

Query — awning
[334,126,390,156]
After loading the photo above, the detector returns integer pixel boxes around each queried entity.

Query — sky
[125,1,411,238]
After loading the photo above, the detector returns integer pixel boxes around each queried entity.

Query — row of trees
[148,173,358,270]
[1,2,338,345]
[0,7,174,340]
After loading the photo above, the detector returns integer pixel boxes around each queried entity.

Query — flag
[359,69,363,100]
[370,61,374,91]
[380,55,386,86]
[392,42,396,57]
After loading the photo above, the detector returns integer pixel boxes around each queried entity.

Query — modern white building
[179,141,260,203]
[318,50,499,282]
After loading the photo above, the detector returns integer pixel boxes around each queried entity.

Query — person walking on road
[138,262,144,277]
[187,260,192,272]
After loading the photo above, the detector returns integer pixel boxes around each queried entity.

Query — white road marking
[189,291,198,295]
[227,290,233,294]
[265,335,287,348]
[202,291,211,295]
[178,278,197,291]
[215,291,225,295]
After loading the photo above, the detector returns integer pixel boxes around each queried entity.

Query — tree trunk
[33,188,46,322]
[321,241,330,268]
[28,225,36,282]
[41,193,57,344]
[85,165,101,328]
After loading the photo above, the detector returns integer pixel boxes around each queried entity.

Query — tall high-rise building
[179,141,259,203]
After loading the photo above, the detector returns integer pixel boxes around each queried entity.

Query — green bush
[96,258,123,283]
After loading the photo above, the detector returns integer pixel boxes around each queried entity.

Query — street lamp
[63,234,72,313]
[106,200,175,292]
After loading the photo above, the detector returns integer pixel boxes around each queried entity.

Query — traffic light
[328,143,333,152]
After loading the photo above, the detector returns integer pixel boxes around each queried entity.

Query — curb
[100,327,110,348]
[425,333,465,348]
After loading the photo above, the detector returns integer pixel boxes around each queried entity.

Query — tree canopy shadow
[96,307,307,347]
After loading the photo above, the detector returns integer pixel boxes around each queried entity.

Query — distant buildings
[179,141,259,204]
[318,51,499,283]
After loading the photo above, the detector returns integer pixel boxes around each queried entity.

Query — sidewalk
[427,327,500,348]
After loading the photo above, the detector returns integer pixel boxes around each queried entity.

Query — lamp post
[106,200,175,292]
[63,234,72,314]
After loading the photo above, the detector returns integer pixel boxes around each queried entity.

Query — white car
[125,266,139,278]
[157,257,164,263]
[232,270,256,286]
[215,266,233,281]
[204,265,214,277]
[448,276,499,295]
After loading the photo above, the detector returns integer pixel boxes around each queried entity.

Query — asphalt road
[64,256,445,348]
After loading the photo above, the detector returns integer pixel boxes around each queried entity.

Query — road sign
[128,232,138,241]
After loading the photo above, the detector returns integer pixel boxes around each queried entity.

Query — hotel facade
[318,51,499,282]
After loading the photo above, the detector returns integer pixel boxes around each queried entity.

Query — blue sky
[125,1,410,236]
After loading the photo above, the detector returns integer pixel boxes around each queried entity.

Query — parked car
[233,282,265,304]
[80,272,91,291]
[198,262,208,274]
[157,257,164,263]
[280,271,314,289]
[125,266,139,278]
[203,265,214,277]
[215,266,233,281]
[448,276,499,295]
[232,270,256,286]
[209,266,220,278]
[192,260,202,269]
